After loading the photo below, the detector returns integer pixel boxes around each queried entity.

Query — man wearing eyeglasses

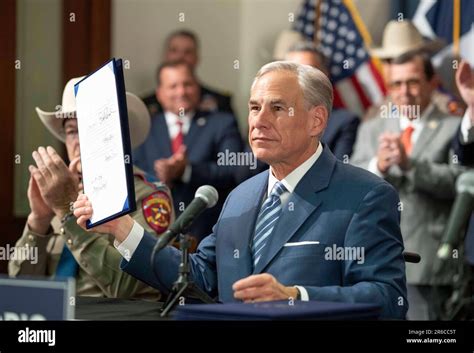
[351,50,466,320]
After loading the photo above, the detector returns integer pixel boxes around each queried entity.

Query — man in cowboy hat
[9,77,174,299]
[366,20,464,120]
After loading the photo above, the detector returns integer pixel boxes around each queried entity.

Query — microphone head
[195,185,219,208]
[456,171,474,195]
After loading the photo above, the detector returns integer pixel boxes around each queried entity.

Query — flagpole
[313,0,323,45]
[453,0,460,56]
[342,0,384,86]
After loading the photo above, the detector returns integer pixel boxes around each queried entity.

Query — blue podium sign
[0,276,75,320]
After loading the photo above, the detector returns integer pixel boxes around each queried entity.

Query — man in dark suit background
[285,42,360,160]
[75,61,407,319]
[133,60,242,242]
[451,60,474,268]
[142,29,233,117]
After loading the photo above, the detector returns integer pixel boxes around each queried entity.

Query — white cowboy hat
[369,20,444,59]
[35,76,151,149]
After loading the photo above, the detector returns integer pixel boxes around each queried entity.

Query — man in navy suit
[133,60,242,241]
[74,61,407,319]
[285,42,360,160]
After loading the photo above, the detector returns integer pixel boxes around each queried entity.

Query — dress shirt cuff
[113,221,144,261]
[294,285,309,301]
[460,108,474,144]
[368,157,384,178]
[181,165,192,183]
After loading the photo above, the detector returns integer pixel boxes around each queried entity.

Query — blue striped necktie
[252,181,287,267]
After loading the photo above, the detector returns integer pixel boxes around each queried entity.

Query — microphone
[154,185,219,252]
[437,171,474,260]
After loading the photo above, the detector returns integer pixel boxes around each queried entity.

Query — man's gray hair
[287,42,330,72]
[252,61,333,115]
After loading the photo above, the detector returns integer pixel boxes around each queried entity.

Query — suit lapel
[252,146,337,274]
[235,171,268,277]
[411,107,443,158]
[184,111,206,150]
[155,114,173,157]
[381,116,401,134]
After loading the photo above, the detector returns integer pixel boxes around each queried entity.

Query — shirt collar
[164,110,195,124]
[399,103,434,130]
[267,142,323,195]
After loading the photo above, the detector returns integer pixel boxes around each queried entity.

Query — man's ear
[428,73,441,90]
[155,86,162,103]
[309,105,328,138]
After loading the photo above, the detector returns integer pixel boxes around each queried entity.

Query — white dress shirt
[164,111,193,138]
[115,143,324,301]
[460,107,474,144]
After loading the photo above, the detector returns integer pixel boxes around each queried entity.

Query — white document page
[75,61,129,225]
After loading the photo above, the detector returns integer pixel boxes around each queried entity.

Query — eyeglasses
[388,79,422,91]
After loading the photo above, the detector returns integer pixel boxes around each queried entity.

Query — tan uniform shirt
[8,167,174,300]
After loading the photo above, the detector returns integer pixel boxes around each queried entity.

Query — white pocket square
[283,241,320,247]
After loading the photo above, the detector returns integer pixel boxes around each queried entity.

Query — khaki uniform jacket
[9,168,174,300]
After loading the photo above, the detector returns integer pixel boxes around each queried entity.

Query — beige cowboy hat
[35,76,151,149]
[273,29,305,60]
[369,20,444,59]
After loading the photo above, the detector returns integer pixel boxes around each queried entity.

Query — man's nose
[398,82,411,97]
[252,107,271,129]
[176,84,186,96]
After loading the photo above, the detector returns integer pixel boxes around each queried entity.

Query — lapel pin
[197,117,206,126]
[428,121,438,129]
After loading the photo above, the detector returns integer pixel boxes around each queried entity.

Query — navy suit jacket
[123,146,408,319]
[321,108,360,160]
[133,111,242,240]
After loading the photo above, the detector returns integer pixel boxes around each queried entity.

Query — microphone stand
[159,233,215,318]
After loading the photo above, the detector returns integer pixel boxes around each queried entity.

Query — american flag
[293,0,386,116]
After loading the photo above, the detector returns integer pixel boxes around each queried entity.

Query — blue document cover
[74,58,136,229]
[173,301,381,320]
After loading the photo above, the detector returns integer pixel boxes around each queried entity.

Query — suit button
[197,117,206,126]
[67,238,73,246]
[28,234,35,242]
[60,227,65,235]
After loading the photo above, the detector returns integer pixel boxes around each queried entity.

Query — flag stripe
[333,87,345,109]
[350,75,371,109]
[368,60,387,96]
[355,63,384,104]
[336,80,365,117]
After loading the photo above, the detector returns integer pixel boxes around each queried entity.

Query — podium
[173,300,381,320]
